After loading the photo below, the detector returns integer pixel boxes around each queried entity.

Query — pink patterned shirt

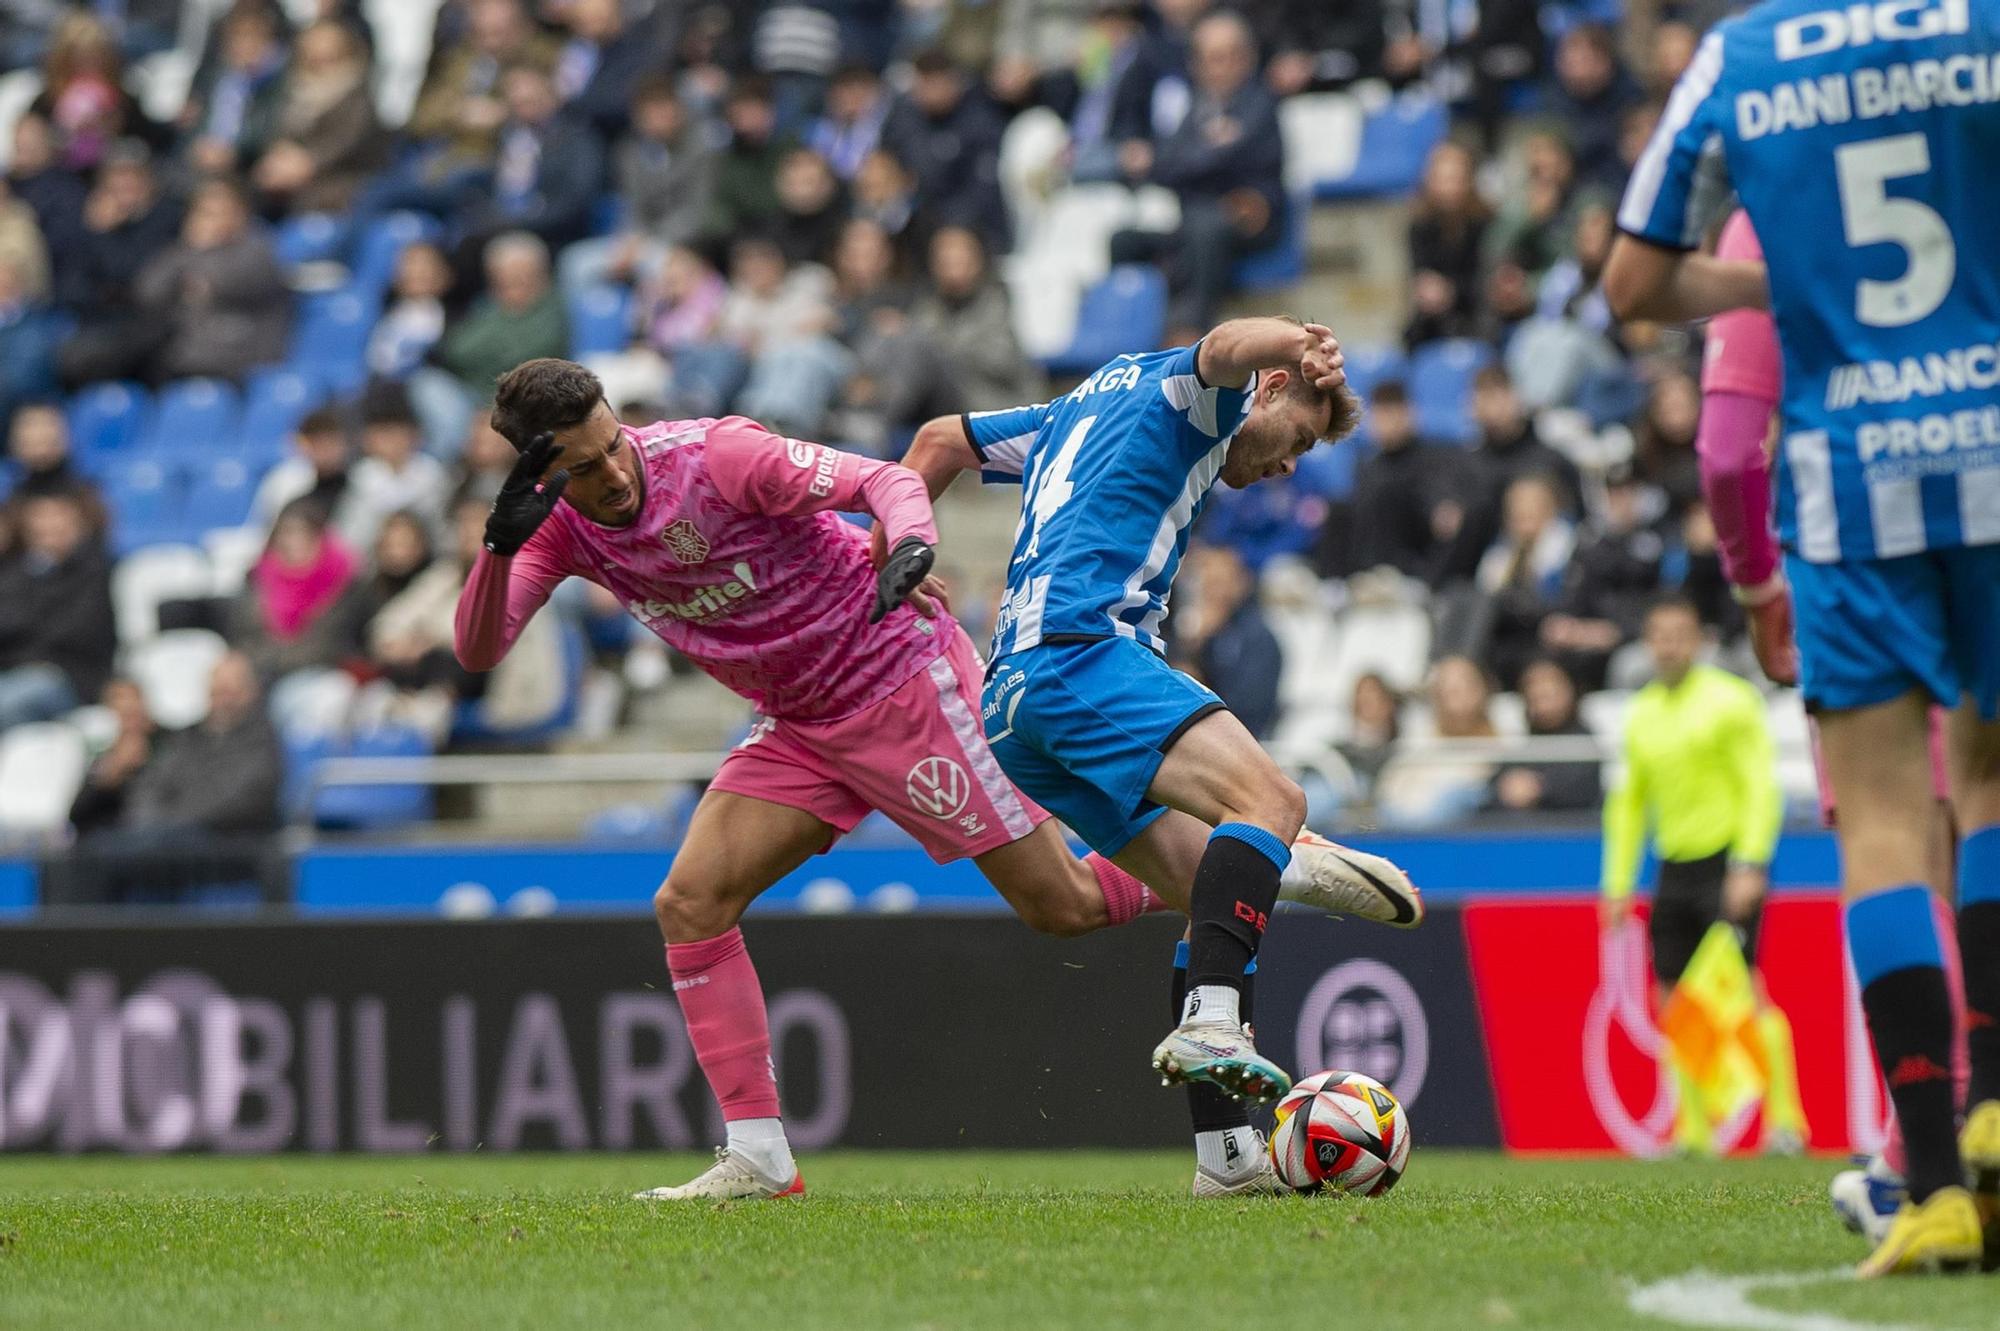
[456,416,947,722]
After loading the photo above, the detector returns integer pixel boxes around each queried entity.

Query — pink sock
[666,927,780,1121]
[1088,853,1169,926]
[1881,893,1969,1177]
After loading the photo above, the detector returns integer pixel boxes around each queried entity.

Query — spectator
[405,0,556,184]
[1512,201,1629,415]
[882,50,1008,252]
[1257,0,1386,93]
[1545,24,1637,193]
[1668,499,1744,643]
[1378,655,1500,827]
[1644,20,1699,101]
[849,147,919,242]
[1111,12,1283,331]
[0,176,50,304]
[1485,131,1576,282]
[1489,657,1602,813]
[1436,365,1582,581]
[1632,367,1704,515]
[1041,0,1159,183]
[1175,544,1283,739]
[366,241,456,382]
[66,677,157,838]
[704,234,850,435]
[251,20,388,215]
[1336,671,1402,810]
[1344,381,1463,583]
[1460,0,1544,151]
[28,14,164,173]
[704,75,790,239]
[452,408,519,504]
[334,508,435,663]
[635,240,730,361]
[828,218,927,448]
[181,5,290,180]
[347,385,452,548]
[0,259,61,424]
[1473,472,1576,688]
[0,493,117,729]
[250,406,362,542]
[1405,140,1490,348]
[133,175,292,383]
[54,143,182,388]
[910,225,1038,411]
[809,63,892,181]
[4,404,107,537]
[553,0,666,142]
[231,497,360,681]
[418,232,569,450]
[771,148,848,266]
[10,113,87,289]
[457,62,606,261]
[1543,465,1664,691]
[558,76,718,300]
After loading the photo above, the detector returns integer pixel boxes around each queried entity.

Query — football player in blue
[1607,0,2000,1275]
[899,317,1422,1192]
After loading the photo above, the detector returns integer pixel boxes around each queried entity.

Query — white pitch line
[1627,1268,1921,1331]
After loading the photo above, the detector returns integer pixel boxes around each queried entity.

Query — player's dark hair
[491,359,606,452]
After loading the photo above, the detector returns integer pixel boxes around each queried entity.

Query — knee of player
[1244,777,1307,842]
[1018,877,1102,938]
[653,876,719,935]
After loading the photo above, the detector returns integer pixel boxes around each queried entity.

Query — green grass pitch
[1,1151,1993,1330]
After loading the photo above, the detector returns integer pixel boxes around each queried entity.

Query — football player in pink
[1697,212,1966,1242]
[454,359,1413,1201]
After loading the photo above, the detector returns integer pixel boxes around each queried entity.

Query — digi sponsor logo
[660,519,711,565]
[1294,959,1430,1107]
[906,757,971,820]
[1775,0,1967,59]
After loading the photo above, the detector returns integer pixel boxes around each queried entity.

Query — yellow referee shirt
[1601,664,1783,899]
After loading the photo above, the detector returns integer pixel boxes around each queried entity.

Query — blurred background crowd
[0,0,1807,900]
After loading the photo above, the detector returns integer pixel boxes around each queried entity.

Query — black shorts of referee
[1648,848,1763,985]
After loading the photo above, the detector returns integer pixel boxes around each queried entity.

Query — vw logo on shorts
[906,756,971,819]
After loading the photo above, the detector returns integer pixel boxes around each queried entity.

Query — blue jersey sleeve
[1157,340,1255,443]
[1616,29,1735,250]
[963,404,1050,483]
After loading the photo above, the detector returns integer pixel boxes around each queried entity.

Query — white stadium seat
[112,544,214,646]
[125,629,229,730]
[204,526,268,595]
[0,722,88,841]
[1279,93,1364,196]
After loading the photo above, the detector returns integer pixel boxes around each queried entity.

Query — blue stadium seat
[1340,345,1408,406]
[1315,95,1447,201]
[1407,338,1494,446]
[286,286,380,395]
[273,212,349,268]
[568,282,631,357]
[102,458,185,555]
[67,381,150,460]
[136,378,243,461]
[1042,265,1168,376]
[350,211,442,297]
[309,724,436,830]
[1232,193,1309,293]
[452,626,585,745]
[1296,438,1360,500]
[240,368,325,458]
[184,456,263,533]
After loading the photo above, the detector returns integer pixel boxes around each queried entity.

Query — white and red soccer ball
[1267,1070,1412,1197]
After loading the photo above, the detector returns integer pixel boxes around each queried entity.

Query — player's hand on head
[870,536,936,624]
[1300,323,1345,391]
[484,432,569,557]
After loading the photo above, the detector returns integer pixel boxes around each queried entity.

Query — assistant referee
[1601,594,1803,1154]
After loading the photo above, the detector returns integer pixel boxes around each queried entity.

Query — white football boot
[1830,1155,1904,1245]
[1281,831,1424,928]
[1152,1021,1291,1103]
[1192,1135,1286,1198]
[632,1148,805,1202]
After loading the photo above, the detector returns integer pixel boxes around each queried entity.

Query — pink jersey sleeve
[453,537,571,672]
[703,417,939,547]
[1696,211,1782,590]
[1700,212,1781,406]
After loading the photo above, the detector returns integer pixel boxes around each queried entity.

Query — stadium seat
[67,381,150,461]
[0,722,88,841]
[184,456,264,534]
[111,543,213,645]
[1232,193,1309,294]
[1042,265,1167,376]
[1407,338,1494,446]
[240,368,325,458]
[287,286,381,395]
[1295,439,1358,499]
[451,625,585,744]
[1329,600,1432,697]
[350,210,442,297]
[309,724,437,830]
[1279,93,1364,197]
[102,458,186,555]
[126,628,228,729]
[204,526,267,593]
[274,212,349,268]
[137,378,242,461]
[1315,94,1447,201]
[568,283,632,358]
[1340,345,1408,405]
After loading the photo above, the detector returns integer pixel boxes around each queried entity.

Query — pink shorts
[709,626,1048,862]
[1811,705,1952,827]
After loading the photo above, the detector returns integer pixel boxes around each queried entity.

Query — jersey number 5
[1835,132,1954,329]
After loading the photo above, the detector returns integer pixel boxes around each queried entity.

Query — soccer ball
[1267,1070,1411,1196]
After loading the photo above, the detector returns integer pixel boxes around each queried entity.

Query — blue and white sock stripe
[1845,884,1943,988]
[1212,822,1291,873]
[1962,826,2000,909]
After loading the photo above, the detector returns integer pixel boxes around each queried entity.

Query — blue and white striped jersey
[1619,0,2000,562]
[964,343,1255,658]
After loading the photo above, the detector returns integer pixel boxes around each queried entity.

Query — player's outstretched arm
[454,435,570,671]
[1195,317,1345,390]
[1603,235,1768,325]
[903,415,984,503]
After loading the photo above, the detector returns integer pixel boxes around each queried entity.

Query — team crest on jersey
[906,756,971,820]
[660,519,710,564]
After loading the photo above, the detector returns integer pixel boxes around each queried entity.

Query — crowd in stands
[0,0,1804,888]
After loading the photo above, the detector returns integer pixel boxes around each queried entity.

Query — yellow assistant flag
[1657,921,1766,1127]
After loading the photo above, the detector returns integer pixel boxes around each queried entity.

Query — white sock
[724,1117,795,1181]
[1195,1126,1262,1178]
[1182,984,1240,1028]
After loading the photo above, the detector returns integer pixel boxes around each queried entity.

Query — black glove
[871,535,936,623]
[484,433,569,556]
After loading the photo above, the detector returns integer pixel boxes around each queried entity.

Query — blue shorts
[982,637,1225,855]
[1787,543,2000,719]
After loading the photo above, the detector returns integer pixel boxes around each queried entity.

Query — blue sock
[1847,884,1958,1200]
[1958,826,2000,1105]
